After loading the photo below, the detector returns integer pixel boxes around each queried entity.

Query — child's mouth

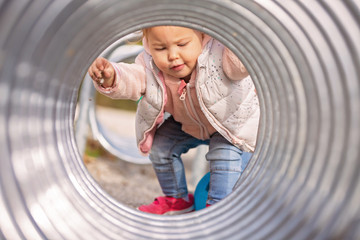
[171,64,184,71]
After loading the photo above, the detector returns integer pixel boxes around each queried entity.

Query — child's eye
[155,47,166,51]
[178,42,188,47]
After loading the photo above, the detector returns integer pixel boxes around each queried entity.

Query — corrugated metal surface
[1,0,359,239]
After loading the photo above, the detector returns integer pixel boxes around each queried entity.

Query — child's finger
[90,67,102,80]
[95,71,102,79]
[103,68,113,79]
[94,61,104,76]
[96,57,106,71]
[90,66,98,78]
[88,67,96,80]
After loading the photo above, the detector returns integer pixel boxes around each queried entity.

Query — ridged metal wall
[1,0,359,239]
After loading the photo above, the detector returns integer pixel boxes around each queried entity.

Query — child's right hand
[88,57,115,88]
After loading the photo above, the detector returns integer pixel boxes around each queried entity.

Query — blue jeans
[149,116,251,205]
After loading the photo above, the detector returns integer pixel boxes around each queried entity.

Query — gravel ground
[84,146,200,209]
[83,106,207,209]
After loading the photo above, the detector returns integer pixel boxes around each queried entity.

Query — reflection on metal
[75,34,148,164]
[0,0,359,239]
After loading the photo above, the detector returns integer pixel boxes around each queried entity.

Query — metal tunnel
[1,0,359,239]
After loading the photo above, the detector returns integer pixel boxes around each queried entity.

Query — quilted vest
[136,38,260,154]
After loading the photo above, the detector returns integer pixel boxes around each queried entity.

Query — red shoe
[138,194,194,215]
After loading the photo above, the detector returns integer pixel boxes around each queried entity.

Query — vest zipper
[179,86,209,140]
[179,88,186,101]
[186,85,210,139]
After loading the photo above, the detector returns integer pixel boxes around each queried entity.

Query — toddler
[88,26,259,215]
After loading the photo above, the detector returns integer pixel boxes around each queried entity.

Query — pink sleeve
[222,47,249,81]
[94,52,146,101]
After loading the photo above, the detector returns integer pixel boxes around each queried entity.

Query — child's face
[146,26,203,81]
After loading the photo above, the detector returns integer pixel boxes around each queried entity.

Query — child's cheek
[154,59,167,73]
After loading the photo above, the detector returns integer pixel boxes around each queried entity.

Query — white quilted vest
[136,38,259,153]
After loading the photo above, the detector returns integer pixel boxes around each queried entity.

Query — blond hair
[142,28,151,40]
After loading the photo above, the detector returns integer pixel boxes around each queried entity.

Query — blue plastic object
[194,172,210,210]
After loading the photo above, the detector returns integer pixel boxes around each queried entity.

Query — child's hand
[88,57,115,88]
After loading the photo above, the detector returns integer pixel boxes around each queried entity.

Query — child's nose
[168,48,179,61]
